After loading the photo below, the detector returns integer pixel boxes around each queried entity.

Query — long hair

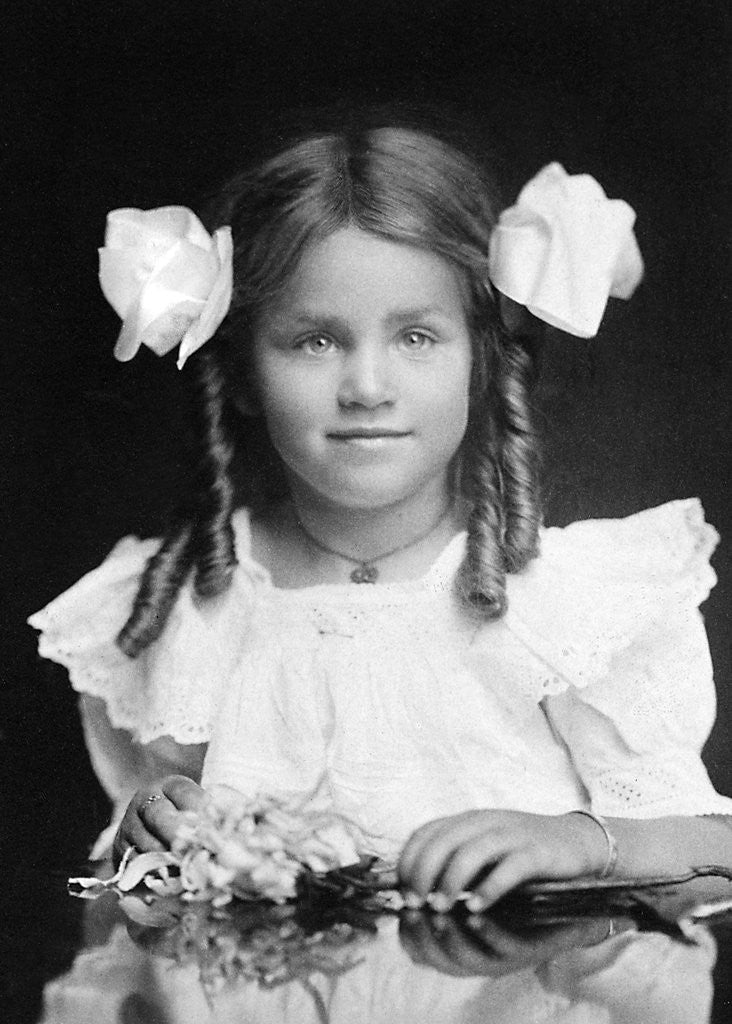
[117,122,542,657]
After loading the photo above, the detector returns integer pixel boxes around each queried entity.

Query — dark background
[2,0,730,1018]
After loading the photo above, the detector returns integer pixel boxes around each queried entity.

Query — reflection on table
[37,869,732,1023]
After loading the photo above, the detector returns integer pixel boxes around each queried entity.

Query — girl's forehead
[267,226,470,321]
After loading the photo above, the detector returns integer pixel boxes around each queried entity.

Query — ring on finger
[141,792,164,811]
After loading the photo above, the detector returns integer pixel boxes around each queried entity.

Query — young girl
[30,120,732,914]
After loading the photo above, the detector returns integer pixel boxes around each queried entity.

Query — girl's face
[249,226,473,514]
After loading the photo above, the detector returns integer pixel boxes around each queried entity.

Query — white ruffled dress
[28,498,732,861]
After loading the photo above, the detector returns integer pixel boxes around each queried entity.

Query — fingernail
[465,894,489,914]
[403,890,426,909]
[428,892,452,913]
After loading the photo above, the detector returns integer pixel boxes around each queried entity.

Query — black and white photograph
[3,2,731,1021]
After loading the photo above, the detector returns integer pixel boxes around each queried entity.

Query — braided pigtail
[116,347,238,658]
[456,328,541,620]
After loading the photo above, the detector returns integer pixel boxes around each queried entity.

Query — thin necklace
[291,502,455,584]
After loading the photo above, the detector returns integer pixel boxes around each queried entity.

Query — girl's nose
[337,346,396,409]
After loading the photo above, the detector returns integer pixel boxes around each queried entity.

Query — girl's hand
[398,810,606,911]
[113,775,206,867]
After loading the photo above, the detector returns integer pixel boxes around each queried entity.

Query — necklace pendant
[351,563,378,584]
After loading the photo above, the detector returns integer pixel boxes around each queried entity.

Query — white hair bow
[98,206,232,369]
[488,162,644,337]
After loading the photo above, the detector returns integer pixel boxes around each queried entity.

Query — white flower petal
[610,232,644,300]
[116,850,178,892]
[176,227,233,369]
[98,248,145,318]
[138,278,206,336]
[112,303,145,362]
[117,894,181,927]
[105,206,211,251]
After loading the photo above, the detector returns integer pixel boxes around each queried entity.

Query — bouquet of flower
[70,786,382,907]
[69,788,400,997]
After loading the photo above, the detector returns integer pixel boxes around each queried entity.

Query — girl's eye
[296,334,335,355]
[400,330,436,353]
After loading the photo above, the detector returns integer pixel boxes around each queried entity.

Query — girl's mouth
[327,430,411,449]
[327,429,411,440]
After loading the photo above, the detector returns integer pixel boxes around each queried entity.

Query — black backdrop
[2,0,730,1010]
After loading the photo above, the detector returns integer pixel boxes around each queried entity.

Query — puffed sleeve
[27,510,263,855]
[512,499,732,818]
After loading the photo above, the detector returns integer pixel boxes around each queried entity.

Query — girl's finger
[160,776,205,812]
[128,814,168,852]
[137,795,188,848]
[435,833,517,901]
[472,846,553,910]
[399,814,497,894]
[112,817,166,866]
[398,816,459,879]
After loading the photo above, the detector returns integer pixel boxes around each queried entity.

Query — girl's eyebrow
[262,312,350,336]
[274,307,453,328]
[384,306,452,325]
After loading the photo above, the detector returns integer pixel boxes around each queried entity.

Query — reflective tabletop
[9,865,732,1023]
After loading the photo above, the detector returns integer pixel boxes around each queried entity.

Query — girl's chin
[289,483,451,517]
[281,463,455,515]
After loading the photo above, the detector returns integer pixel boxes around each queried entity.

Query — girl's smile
[250,226,474,521]
[327,431,411,452]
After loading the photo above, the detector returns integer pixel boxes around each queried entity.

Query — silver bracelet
[571,809,619,878]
